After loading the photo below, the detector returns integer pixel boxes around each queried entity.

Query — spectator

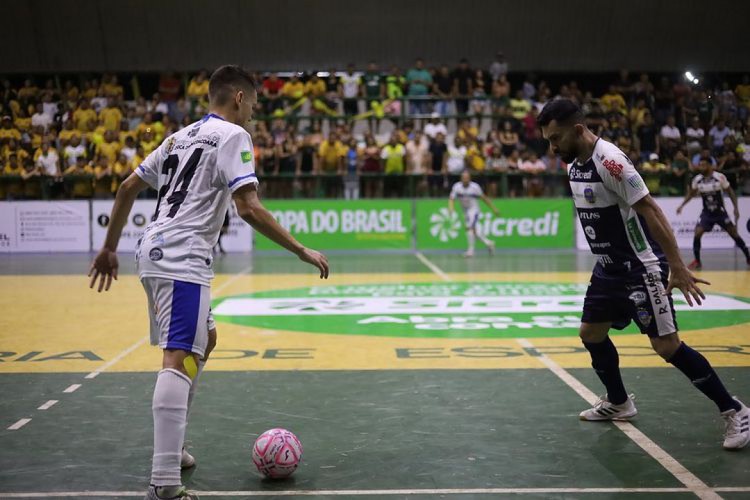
[276,136,299,198]
[298,134,318,197]
[97,130,121,164]
[708,119,732,155]
[73,99,97,132]
[0,116,21,147]
[433,65,454,117]
[361,61,385,108]
[653,76,674,123]
[519,151,546,197]
[361,134,382,198]
[381,134,406,197]
[735,75,750,120]
[406,130,429,174]
[509,90,531,122]
[452,58,474,117]
[187,70,210,110]
[281,73,305,104]
[660,115,681,143]
[383,65,405,119]
[489,52,508,82]
[35,141,60,178]
[405,58,432,115]
[64,155,94,199]
[499,120,519,156]
[601,85,627,115]
[525,128,550,158]
[21,160,43,199]
[427,132,448,196]
[339,63,361,117]
[158,72,181,103]
[64,135,86,167]
[111,153,131,195]
[3,153,24,200]
[424,113,448,140]
[148,92,169,117]
[343,138,360,200]
[446,137,468,180]
[324,68,342,114]
[470,69,490,120]
[637,112,659,160]
[465,140,486,173]
[31,103,52,132]
[92,155,112,199]
[100,98,123,132]
[640,153,668,194]
[685,116,705,154]
[318,132,346,197]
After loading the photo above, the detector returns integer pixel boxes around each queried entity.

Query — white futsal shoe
[181,447,196,468]
[145,484,199,500]
[579,394,638,421]
[722,398,750,450]
[487,241,495,255]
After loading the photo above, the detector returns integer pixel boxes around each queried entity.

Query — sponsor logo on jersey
[578,211,600,220]
[241,151,253,163]
[628,291,647,306]
[149,248,163,261]
[584,186,596,203]
[602,158,624,181]
[570,168,593,181]
[627,175,644,191]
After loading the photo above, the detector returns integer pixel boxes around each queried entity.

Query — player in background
[448,170,499,257]
[538,99,748,450]
[88,66,329,500]
[676,157,750,270]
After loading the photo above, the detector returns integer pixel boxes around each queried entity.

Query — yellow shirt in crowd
[318,141,347,171]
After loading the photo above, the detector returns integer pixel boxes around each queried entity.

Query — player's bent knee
[162,348,199,378]
[579,323,609,344]
[650,333,681,360]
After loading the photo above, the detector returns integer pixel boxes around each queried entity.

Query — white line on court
[6,418,31,431]
[36,400,58,410]
[4,487,750,497]
[85,335,149,379]
[415,252,451,282]
[213,263,254,296]
[61,384,81,393]
[413,251,722,500]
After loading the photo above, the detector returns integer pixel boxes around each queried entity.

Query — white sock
[467,231,476,253]
[476,228,492,246]
[186,360,206,420]
[151,368,191,487]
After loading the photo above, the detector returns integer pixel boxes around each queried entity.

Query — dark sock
[693,237,701,263]
[668,342,740,413]
[583,337,628,405]
[733,235,750,260]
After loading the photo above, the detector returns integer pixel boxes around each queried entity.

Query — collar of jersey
[203,113,225,122]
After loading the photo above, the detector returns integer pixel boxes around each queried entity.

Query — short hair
[208,65,257,106]
[537,99,584,127]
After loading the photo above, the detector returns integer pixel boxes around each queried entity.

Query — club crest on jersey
[584,226,596,240]
[602,158,624,181]
[584,186,596,203]
[149,248,163,261]
[241,151,253,163]
[165,137,176,154]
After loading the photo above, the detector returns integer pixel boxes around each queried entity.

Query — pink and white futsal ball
[252,428,303,478]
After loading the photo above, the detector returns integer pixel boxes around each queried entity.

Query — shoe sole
[579,410,638,421]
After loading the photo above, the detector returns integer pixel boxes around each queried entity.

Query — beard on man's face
[558,148,577,164]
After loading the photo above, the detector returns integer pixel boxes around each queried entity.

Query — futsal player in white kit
[448,170,500,257]
[88,66,329,500]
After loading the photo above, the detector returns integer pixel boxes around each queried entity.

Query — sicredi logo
[271,209,407,234]
[212,282,750,339]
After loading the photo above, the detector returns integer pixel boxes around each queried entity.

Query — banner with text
[256,200,412,250]
[0,201,90,252]
[92,200,253,253]
[575,197,750,250]
[416,199,574,250]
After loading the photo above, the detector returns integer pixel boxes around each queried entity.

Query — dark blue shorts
[698,211,732,231]
[581,263,678,338]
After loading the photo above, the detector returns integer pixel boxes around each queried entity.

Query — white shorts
[141,277,215,357]
[464,208,480,230]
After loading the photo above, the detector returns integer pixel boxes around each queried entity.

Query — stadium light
[684,71,699,85]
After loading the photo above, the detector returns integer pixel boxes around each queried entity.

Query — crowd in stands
[1,56,750,200]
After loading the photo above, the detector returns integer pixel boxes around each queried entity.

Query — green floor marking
[213,281,750,338]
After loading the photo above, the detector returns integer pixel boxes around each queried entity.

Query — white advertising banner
[0,201,90,252]
[576,196,750,250]
[92,200,252,253]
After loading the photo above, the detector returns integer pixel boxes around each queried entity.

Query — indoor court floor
[0,249,749,499]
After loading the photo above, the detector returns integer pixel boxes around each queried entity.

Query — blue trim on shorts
[166,280,201,351]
